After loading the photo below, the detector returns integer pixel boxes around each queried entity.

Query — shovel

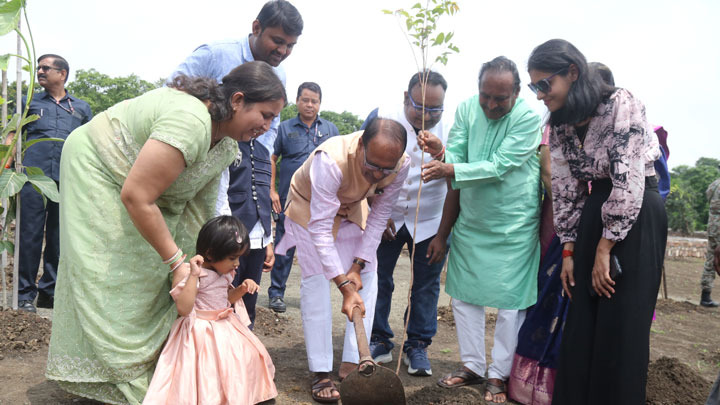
[339,306,406,405]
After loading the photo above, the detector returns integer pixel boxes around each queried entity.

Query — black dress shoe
[18,300,37,313]
[36,292,54,309]
[269,296,286,313]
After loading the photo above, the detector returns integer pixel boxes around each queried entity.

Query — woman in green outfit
[45,61,286,404]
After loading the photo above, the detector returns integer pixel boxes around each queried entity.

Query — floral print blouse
[550,88,660,243]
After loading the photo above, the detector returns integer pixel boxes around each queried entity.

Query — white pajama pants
[452,298,526,380]
[300,271,378,372]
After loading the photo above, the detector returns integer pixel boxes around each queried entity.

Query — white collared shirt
[376,105,449,243]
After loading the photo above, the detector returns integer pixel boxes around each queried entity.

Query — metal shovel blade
[338,307,406,405]
[339,361,406,405]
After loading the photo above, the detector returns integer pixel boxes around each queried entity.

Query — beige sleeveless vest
[284,131,407,236]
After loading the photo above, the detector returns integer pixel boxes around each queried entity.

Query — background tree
[5,70,163,116]
[666,157,720,234]
[66,69,160,114]
[280,103,363,135]
[319,110,364,134]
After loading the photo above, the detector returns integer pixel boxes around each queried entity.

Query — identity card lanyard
[55,97,75,115]
[312,122,325,145]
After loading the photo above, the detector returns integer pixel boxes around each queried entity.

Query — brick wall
[666,237,708,258]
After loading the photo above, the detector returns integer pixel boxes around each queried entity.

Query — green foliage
[666,182,698,235]
[319,110,364,135]
[666,157,720,234]
[0,0,21,36]
[66,69,160,114]
[280,103,364,135]
[1,79,28,114]
[280,103,297,122]
[383,0,460,67]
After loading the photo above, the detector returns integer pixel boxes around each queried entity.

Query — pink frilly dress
[142,269,277,405]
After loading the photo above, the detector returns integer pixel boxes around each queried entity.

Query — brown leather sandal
[485,378,508,404]
[311,372,340,403]
[437,367,486,388]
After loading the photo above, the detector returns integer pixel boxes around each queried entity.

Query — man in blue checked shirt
[267,82,339,313]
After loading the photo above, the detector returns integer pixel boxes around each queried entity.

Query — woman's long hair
[168,61,287,122]
[528,39,614,126]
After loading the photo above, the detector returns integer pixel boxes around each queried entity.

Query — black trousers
[232,247,266,329]
[552,177,667,405]
[18,181,60,301]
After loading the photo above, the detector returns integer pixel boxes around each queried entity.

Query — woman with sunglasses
[527,39,666,405]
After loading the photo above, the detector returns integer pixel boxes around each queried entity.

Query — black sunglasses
[528,67,568,95]
[36,65,62,73]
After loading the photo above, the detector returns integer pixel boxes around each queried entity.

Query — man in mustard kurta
[420,56,541,403]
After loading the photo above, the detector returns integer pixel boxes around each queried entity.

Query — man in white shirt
[361,71,450,376]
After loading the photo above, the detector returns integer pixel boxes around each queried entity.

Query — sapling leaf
[20,113,38,127]
[1,113,20,136]
[22,63,30,72]
[0,240,15,255]
[27,170,59,202]
[23,136,63,150]
[25,166,44,176]
[0,0,21,37]
[0,170,27,199]
[0,53,10,70]
[30,182,48,207]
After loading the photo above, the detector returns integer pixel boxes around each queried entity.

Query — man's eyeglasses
[362,146,398,177]
[408,95,444,118]
[36,65,62,73]
[528,67,568,95]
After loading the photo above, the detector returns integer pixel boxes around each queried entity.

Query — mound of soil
[655,298,700,314]
[0,309,51,357]
[646,356,712,405]
[253,306,290,336]
[407,385,484,405]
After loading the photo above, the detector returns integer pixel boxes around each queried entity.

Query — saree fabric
[46,87,237,404]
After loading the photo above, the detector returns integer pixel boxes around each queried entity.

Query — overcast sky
[2,0,718,168]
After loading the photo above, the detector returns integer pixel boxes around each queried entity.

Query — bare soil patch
[254,305,291,337]
[407,384,484,404]
[1,256,718,404]
[0,308,51,358]
[646,356,712,405]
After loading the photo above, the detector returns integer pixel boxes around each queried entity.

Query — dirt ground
[1,256,718,404]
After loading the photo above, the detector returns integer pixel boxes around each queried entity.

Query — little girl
[143,216,277,405]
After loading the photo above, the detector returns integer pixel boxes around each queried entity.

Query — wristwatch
[352,258,366,269]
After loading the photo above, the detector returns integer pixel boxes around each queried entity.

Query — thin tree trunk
[12,19,22,310]
[1,69,6,308]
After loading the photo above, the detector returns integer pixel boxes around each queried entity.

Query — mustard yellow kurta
[445,96,542,309]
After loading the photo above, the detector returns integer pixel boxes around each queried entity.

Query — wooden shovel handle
[352,306,373,363]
